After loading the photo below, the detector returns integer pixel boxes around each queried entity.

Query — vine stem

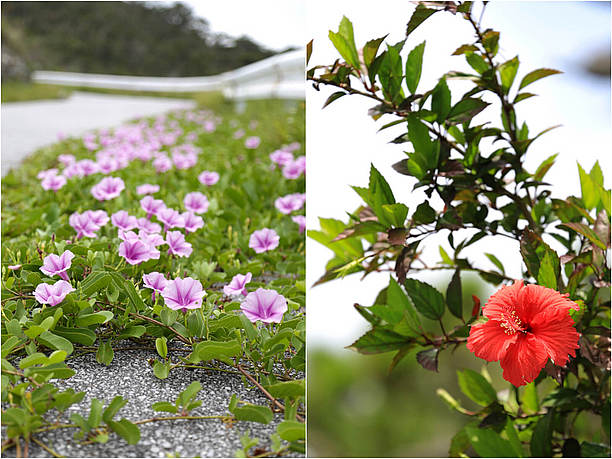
[111,303,191,345]
[31,438,63,458]
[235,364,305,423]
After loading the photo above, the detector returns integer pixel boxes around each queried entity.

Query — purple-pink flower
[161,277,206,311]
[153,155,173,173]
[141,196,166,219]
[292,215,306,234]
[37,169,58,180]
[156,208,185,230]
[198,171,219,186]
[118,239,152,265]
[245,136,261,149]
[40,250,74,281]
[86,210,110,228]
[270,150,294,168]
[183,192,209,214]
[77,159,100,176]
[274,194,304,215]
[41,174,67,192]
[112,211,138,231]
[91,176,125,201]
[240,288,287,323]
[165,231,193,257]
[181,212,204,234]
[137,217,162,234]
[249,228,280,254]
[234,129,245,139]
[69,212,100,239]
[282,159,304,180]
[137,184,160,195]
[142,271,168,302]
[224,272,252,297]
[58,154,75,166]
[34,280,75,307]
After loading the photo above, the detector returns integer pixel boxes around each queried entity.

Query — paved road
[1,92,196,176]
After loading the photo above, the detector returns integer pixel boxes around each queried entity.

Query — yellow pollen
[499,310,526,335]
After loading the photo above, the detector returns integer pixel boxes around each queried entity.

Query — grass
[1,81,72,103]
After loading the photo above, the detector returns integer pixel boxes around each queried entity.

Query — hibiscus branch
[235,364,305,423]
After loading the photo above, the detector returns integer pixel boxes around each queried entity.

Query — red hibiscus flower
[467,280,580,387]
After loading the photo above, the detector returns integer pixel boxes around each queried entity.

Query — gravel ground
[2,344,304,458]
[1,92,195,176]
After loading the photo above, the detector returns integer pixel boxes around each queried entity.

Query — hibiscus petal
[530,307,581,367]
[500,334,549,386]
[467,319,518,362]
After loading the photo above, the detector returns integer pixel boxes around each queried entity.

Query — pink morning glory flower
[285,142,301,152]
[224,272,252,297]
[240,288,288,323]
[234,129,245,139]
[142,272,168,302]
[86,210,109,228]
[183,192,209,214]
[161,277,206,312]
[172,152,197,170]
[156,208,185,231]
[118,239,151,265]
[112,211,138,231]
[8,265,22,270]
[77,159,100,176]
[91,176,125,201]
[292,215,306,234]
[97,156,120,174]
[203,121,216,132]
[198,171,219,186]
[37,168,58,180]
[141,196,166,219]
[269,150,294,168]
[34,280,75,307]
[249,228,280,254]
[58,154,75,166]
[63,163,82,179]
[153,155,173,173]
[41,174,67,192]
[245,136,260,149]
[40,250,74,281]
[137,217,162,234]
[69,212,100,239]
[165,231,193,257]
[282,160,304,180]
[274,194,304,215]
[57,132,67,141]
[137,184,160,195]
[181,212,204,234]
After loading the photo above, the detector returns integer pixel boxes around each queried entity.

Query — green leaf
[406,4,437,36]
[153,360,170,379]
[407,114,434,156]
[238,313,258,341]
[519,68,562,90]
[446,269,463,320]
[577,162,600,210]
[322,91,346,109]
[514,92,537,104]
[368,164,396,225]
[277,420,305,442]
[347,328,410,354]
[96,340,114,366]
[457,369,497,406]
[405,41,426,94]
[103,396,127,423]
[193,340,242,364]
[499,56,519,93]
[108,272,146,311]
[431,78,451,123]
[265,380,305,399]
[522,383,539,414]
[537,250,558,290]
[530,412,553,457]
[19,353,49,369]
[387,277,421,333]
[363,36,386,69]
[231,404,274,424]
[117,325,146,339]
[447,98,490,124]
[412,202,436,224]
[379,44,404,103]
[79,271,110,297]
[534,153,558,181]
[466,426,518,457]
[381,203,409,228]
[465,52,489,74]
[559,222,607,250]
[151,401,178,414]
[155,337,168,359]
[75,311,113,327]
[520,230,560,283]
[107,419,140,445]
[88,399,103,428]
[485,253,506,274]
[328,16,360,69]
[580,442,611,458]
[53,326,97,346]
[404,278,445,320]
[36,331,73,355]
[178,381,202,407]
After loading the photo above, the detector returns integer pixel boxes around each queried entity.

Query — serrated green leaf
[446,269,463,320]
[499,56,519,93]
[404,278,445,320]
[405,41,426,94]
[347,328,410,354]
[447,98,489,124]
[519,68,562,90]
[329,16,360,69]
[431,78,451,123]
[406,4,437,36]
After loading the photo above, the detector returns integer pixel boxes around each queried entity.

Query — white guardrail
[32,49,304,101]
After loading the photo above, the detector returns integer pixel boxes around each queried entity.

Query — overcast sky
[178,0,306,51]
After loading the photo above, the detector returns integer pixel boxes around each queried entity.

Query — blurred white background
[306,1,611,351]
